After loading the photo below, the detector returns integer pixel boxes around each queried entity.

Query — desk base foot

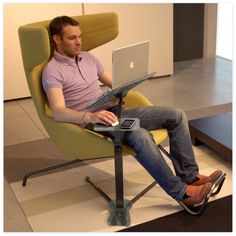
[108,200,132,226]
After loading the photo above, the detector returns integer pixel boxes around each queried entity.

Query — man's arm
[46,87,117,125]
[98,70,112,88]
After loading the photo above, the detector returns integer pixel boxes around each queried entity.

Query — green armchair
[18,12,169,225]
[18,12,168,183]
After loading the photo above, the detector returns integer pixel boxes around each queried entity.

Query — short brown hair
[49,16,79,37]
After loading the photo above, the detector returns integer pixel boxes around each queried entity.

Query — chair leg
[85,176,112,203]
[22,156,113,187]
[158,144,171,158]
[130,181,157,204]
[22,159,82,186]
[178,197,209,215]
[210,172,226,197]
[85,177,157,205]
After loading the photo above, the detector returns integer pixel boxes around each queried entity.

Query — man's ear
[52,34,61,46]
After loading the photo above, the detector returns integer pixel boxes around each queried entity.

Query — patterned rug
[4,139,232,232]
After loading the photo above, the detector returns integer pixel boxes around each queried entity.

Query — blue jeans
[89,106,199,200]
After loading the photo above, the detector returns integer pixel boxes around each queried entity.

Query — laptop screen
[112,40,150,89]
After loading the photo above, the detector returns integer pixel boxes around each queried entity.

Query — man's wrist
[82,111,89,124]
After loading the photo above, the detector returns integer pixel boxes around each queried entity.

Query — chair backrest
[18,13,120,159]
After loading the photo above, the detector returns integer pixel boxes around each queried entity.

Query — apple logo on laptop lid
[130,61,135,69]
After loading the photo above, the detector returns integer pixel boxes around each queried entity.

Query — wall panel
[84,4,173,78]
[4,3,173,100]
[204,4,217,58]
[4,3,83,100]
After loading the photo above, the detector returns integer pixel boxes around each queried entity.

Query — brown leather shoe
[191,170,223,186]
[180,182,212,206]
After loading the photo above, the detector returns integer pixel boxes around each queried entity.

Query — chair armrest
[41,115,115,159]
[124,91,153,108]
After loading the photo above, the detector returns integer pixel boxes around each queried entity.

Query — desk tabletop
[93,118,140,132]
[189,112,232,150]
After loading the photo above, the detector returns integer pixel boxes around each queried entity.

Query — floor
[4,56,232,232]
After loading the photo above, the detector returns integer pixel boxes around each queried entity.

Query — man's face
[54,25,82,58]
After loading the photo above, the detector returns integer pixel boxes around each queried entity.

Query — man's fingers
[97,110,117,125]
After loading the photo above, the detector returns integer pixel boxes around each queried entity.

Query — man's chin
[75,48,81,54]
[74,52,81,57]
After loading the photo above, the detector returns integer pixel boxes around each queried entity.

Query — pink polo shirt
[42,51,106,111]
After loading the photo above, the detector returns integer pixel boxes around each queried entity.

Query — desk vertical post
[114,132,124,209]
[114,94,125,209]
[94,93,135,226]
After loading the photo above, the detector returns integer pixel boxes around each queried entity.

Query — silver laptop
[112,40,150,89]
[87,40,156,111]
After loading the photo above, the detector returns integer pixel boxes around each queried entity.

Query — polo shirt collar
[54,50,82,65]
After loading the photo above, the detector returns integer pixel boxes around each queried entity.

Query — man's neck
[56,49,76,60]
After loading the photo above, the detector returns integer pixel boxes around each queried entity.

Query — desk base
[108,200,132,226]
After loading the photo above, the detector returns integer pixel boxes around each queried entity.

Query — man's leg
[123,127,186,200]
[87,106,211,203]
[121,106,199,184]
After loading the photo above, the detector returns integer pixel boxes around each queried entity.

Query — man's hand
[85,110,117,125]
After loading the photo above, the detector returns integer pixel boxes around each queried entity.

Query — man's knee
[173,107,187,122]
[163,108,187,131]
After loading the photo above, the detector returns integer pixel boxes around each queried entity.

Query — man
[42,16,223,207]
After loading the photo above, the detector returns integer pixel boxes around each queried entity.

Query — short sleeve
[96,57,105,77]
[42,62,63,92]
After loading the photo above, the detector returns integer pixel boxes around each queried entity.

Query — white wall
[4,3,83,100]
[4,3,220,100]
[216,3,233,60]
[85,3,173,77]
[4,3,173,100]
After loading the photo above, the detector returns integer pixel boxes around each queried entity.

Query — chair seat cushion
[150,129,168,145]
